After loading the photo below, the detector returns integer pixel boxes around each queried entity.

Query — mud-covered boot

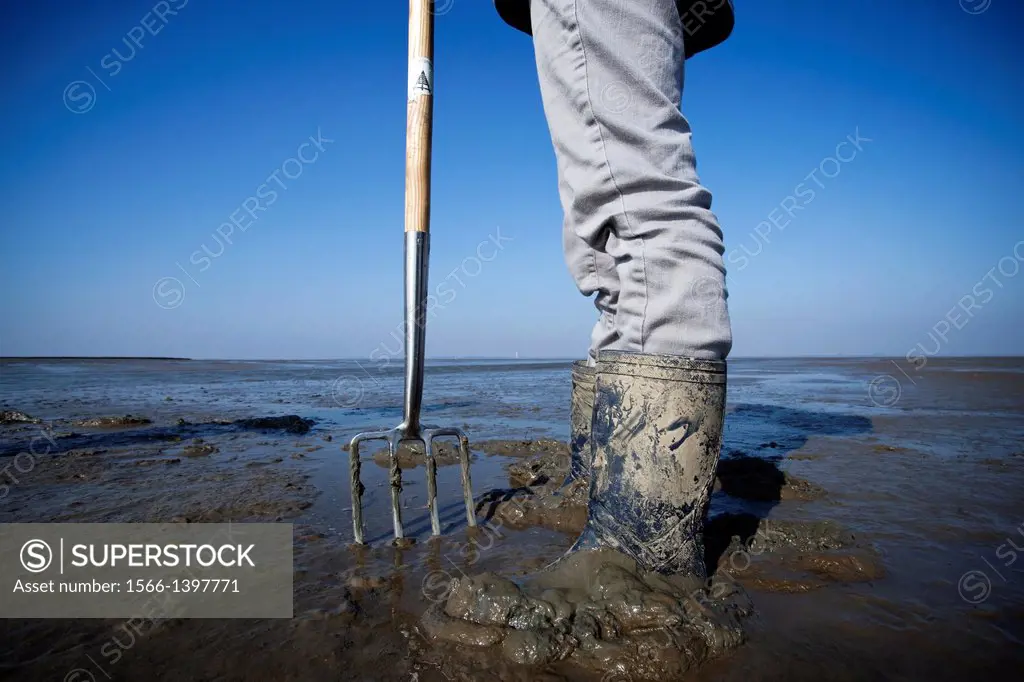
[575,351,727,577]
[557,359,596,489]
[424,351,750,673]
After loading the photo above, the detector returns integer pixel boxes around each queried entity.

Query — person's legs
[422,3,751,659]
[531,0,732,577]
[532,0,731,360]
[539,2,621,365]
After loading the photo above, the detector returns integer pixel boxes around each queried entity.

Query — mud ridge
[0,409,41,424]
[73,414,152,428]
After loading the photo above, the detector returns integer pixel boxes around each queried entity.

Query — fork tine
[388,437,404,541]
[457,434,477,528]
[424,434,441,536]
[348,424,474,545]
[349,435,366,545]
[424,427,478,530]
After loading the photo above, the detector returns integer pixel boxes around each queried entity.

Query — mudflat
[1,357,1022,680]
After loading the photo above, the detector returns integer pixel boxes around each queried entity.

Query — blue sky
[0,0,1021,359]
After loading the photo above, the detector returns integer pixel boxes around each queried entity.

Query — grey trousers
[530,0,732,363]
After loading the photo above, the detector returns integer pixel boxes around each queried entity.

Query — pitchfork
[348,0,476,545]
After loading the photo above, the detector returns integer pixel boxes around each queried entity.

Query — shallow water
[1,356,1022,680]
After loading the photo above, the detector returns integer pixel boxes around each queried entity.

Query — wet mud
[0,410,41,424]
[424,548,751,675]
[356,440,467,470]
[714,455,826,501]
[432,442,885,678]
[235,415,315,434]
[0,415,316,525]
[476,444,826,536]
[705,513,885,594]
[73,414,153,428]
[2,356,1023,681]
[0,414,320,458]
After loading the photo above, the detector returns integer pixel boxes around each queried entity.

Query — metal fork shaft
[402,231,430,437]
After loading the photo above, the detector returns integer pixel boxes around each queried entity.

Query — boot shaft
[588,351,727,575]
[568,360,596,481]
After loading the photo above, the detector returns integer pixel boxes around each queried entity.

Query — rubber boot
[425,353,750,665]
[575,350,727,577]
[561,360,596,487]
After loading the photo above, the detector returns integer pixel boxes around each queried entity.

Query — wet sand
[1,357,1023,680]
